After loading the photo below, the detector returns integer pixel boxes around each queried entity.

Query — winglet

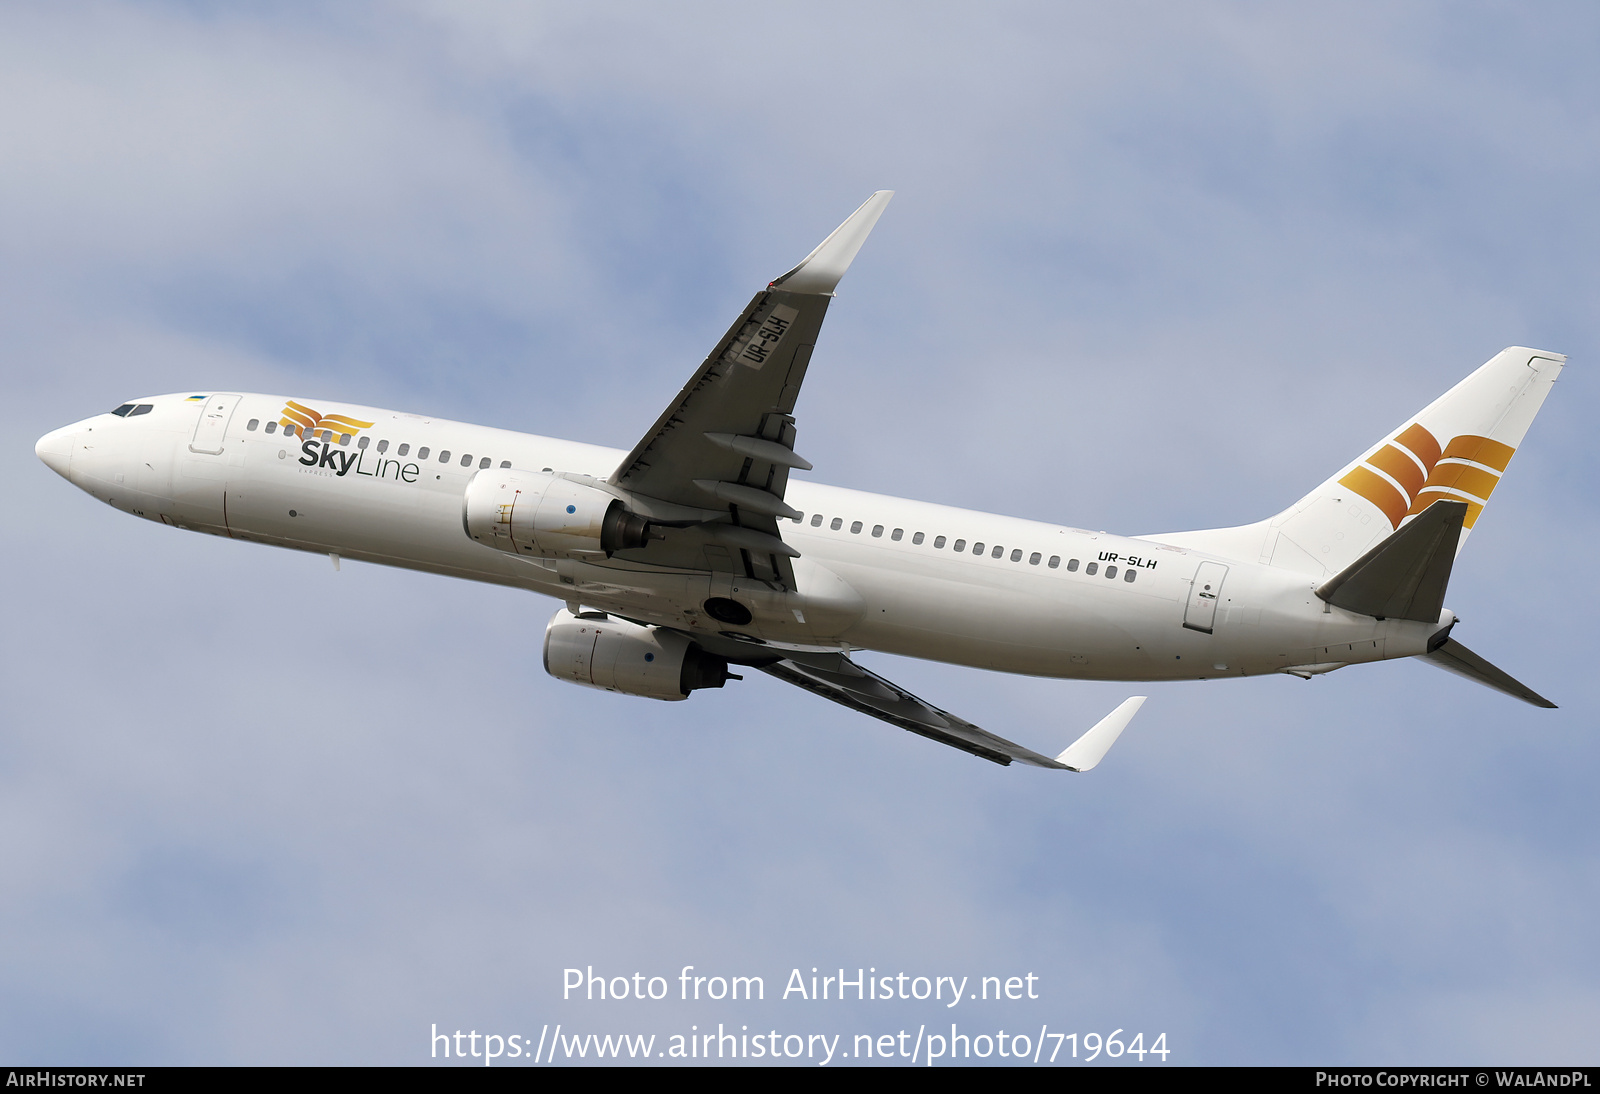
[1057,697,1147,772]
[769,190,894,295]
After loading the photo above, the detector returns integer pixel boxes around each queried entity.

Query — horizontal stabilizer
[1419,638,1556,708]
[1316,500,1465,621]
[1056,697,1147,772]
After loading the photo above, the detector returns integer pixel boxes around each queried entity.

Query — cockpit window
[126,404,153,417]
[111,404,135,417]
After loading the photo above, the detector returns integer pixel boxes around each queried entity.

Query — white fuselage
[37,392,1445,682]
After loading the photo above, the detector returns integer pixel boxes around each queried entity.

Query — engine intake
[464,469,655,560]
[543,609,731,701]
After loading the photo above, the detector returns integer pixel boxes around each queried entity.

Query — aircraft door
[189,394,241,455]
[1183,561,1229,634]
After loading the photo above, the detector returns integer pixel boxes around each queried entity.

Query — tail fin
[1153,347,1565,578]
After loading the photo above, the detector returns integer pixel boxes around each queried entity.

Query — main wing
[606,191,893,588]
[668,634,1145,771]
[761,656,1073,768]
[763,654,1146,771]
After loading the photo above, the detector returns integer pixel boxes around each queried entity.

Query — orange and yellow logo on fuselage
[1338,422,1514,530]
[279,400,375,441]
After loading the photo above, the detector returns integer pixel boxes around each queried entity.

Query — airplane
[34,191,1562,773]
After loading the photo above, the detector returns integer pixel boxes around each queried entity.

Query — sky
[3,0,1597,1067]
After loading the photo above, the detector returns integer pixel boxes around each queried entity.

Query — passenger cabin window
[499,461,510,468]
[461,454,473,467]
[953,539,965,552]
[416,447,428,459]
[891,528,903,541]
[1048,555,1060,568]
[111,404,135,417]
[973,542,985,555]
[479,457,490,469]
[399,444,411,456]
[376,440,388,453]
[265,421,278,434]
[1105,566,1118,579]
[811,514,823,527]
[934,536,946,549]
[1029,552,1041,565]
[850,521,863,534]
[912,532,924,545]
[439,450,451,463]
[1009,548,1022,562]
[1067,559,1079,572]
[320,430,332,443]
[1086,562,1098,575]
[358,436,369,449]
[339,434,351,446]
[830,517,843,531]
[246,419,259,431]
[1124,569,1137,583]
[871,525,884,538]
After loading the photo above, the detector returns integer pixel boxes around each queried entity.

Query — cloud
[2,0,1596,1064]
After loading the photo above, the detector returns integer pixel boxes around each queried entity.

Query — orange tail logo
[1338,423,1514,530]
[279,400,375,440]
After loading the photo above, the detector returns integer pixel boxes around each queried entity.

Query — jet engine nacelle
[463,469,654,560]
[543,609,731,702]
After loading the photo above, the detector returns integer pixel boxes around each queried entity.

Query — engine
[543,609,732,702]
[463,469,655,560]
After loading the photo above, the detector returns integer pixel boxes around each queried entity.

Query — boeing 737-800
[34,192,1561,771]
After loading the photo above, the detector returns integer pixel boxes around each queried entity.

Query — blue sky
[3,1,1597,1065]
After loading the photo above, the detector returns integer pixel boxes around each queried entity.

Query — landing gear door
[1183,561,1229,634]
[189,394,242,455]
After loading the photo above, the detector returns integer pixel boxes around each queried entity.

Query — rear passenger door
[1183,561,1229,633]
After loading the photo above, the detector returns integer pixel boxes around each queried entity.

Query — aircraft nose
[35,425,75,480]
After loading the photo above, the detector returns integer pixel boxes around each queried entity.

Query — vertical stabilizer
[1151,348,1564,578]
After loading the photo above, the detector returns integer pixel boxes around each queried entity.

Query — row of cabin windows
[245,419,511,469]
[795,513,1138,583]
